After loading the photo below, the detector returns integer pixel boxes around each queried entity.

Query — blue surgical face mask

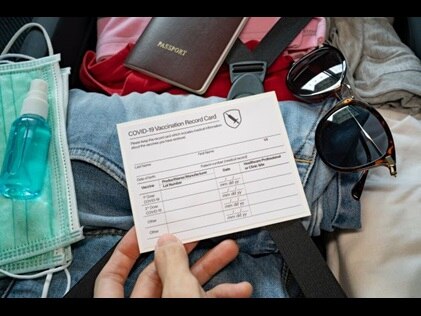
[0,23,84,295]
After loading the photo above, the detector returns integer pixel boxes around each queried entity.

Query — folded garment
[327,17,421,117]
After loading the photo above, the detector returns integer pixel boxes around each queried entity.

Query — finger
[190,239,239,285]
[206,282,253,298]
[154,234,191,280]
[154,234,203,297]
[130,239,199,297]
[130,260,162,298]
[94,227,140,297]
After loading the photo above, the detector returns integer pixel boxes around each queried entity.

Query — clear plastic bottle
[0,79,51,199]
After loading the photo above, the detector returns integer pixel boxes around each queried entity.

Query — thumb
[154,234,200,297]
[154,234,190,279]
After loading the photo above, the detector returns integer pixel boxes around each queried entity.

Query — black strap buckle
[227,61,267,100]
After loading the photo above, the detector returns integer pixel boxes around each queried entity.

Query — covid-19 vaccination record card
[117,92,310,253]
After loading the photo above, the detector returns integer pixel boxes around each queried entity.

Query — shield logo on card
[223,109,242,129]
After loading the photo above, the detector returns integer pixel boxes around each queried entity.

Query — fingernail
[156,233,179,248]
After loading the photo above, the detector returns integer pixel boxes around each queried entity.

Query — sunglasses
[286,44,397,200]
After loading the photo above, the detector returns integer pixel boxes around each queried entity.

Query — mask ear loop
[0,54,35,64]
[0,22,54,59]
[0,261,72,298]
[41,273,53,298]
[40,268,72,298]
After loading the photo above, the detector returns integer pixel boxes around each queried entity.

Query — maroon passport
[124,17,248,94]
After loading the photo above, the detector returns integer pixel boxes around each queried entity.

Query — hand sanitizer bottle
[0,79,51,199]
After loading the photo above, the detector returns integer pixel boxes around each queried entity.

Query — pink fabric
[96,17,326,61]
[96,17,152,61]
[280,17,326,60]
[239,17,280,43]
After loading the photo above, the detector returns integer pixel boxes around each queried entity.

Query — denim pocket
[71,160,133,230]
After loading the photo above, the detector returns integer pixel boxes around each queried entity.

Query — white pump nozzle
[20,79,49,119]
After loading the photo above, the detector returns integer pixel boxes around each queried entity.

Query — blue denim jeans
[0,90,360,297]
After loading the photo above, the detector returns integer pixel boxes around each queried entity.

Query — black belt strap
[226,17,313,100]
[66,17,346,298]
[227,17,313,66]
[226,16,346,298]
[64,242,150,298]
[65,221,346,298]
[266,220,346,298]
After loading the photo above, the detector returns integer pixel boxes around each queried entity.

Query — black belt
[225,16,346,298]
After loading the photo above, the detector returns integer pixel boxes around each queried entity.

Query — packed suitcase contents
[0,17,420,298]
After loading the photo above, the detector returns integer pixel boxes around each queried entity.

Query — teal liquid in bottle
[0,79,51,199]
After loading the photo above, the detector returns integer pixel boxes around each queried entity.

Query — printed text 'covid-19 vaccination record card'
[117,92,310,253]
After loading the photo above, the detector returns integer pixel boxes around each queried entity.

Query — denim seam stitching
[69,147,127,188]
[293,101,326,157]
[329,174,343,229]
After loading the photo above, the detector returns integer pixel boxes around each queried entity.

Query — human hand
[94,227,252,298]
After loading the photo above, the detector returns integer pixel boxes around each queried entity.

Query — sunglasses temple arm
[351,170,368,200]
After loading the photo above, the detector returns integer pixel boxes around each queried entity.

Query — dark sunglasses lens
[317,105,389,168]
[288,47,346,98]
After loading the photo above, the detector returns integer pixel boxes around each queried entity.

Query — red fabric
[79,42,298,101]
